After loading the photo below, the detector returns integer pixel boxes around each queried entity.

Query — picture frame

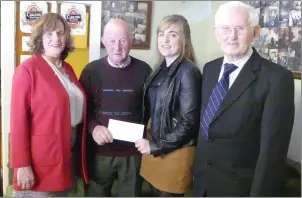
[101,1,152,49]
[244,0,301,79]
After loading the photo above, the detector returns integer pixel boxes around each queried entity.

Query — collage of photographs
[101,1,150,47]
[244,0,301,75]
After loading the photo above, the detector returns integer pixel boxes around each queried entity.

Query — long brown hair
[155,14,196,67]
[28,13,74,60]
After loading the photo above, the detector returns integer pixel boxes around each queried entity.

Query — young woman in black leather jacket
[135,14,202,197]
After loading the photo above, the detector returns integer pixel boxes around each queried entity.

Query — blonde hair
[28,13,74,60]
[155,14,196,66]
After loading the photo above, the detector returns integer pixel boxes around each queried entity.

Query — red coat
[10,54,88,192]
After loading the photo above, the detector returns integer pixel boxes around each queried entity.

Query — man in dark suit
[193,1,295,197]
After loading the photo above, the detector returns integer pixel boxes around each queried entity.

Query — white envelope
[107,119,145,142]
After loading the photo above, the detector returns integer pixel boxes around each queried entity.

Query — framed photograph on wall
[101,1,152,49]
[244,0,301,79]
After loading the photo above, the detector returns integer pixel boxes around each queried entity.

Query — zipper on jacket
[141,68,154,125]
[141,83,146,124]
[159,81,173,139]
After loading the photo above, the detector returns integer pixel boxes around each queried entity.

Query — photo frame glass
[101,1,152,49]
[243,0,301,79]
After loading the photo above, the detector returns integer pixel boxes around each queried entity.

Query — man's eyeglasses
[217,26,251,35]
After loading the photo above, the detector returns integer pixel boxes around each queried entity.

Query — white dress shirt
[218,47,253,89]
[42,55,84,127]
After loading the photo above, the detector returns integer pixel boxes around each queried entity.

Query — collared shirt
[218,46,253,89]
[107,56,131,68]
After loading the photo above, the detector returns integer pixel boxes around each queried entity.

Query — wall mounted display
[19,1,48,33]
[60,3,86,36]
[244,0,301,79]
[101,1,152,49]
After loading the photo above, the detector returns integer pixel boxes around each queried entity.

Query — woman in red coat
[10,13,88,197]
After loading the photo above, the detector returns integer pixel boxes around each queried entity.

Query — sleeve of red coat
[10,65,32,168]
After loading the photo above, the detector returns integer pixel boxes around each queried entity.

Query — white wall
[1,1,16,194]
[288,80,302,162]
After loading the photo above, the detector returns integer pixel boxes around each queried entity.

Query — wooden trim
[293,71,301,79]
[131,1,152,50]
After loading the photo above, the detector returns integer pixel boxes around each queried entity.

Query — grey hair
[215,1,259,27]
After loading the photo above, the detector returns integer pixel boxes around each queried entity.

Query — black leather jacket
[143,58,202,157]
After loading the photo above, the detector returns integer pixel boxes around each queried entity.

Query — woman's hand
[17,166,35,190]
[135,139,151,154]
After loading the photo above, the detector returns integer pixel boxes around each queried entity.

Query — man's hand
[135,139,151,154]
[17,166,35,190]
[92,125,113,145]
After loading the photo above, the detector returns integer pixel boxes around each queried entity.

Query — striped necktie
[200,63,238,140]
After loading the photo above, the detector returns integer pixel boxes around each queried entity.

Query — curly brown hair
[28,13,74,60]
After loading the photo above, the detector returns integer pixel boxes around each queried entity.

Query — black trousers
[86,154,142,197]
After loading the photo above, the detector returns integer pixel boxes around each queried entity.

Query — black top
[147,60,172,140]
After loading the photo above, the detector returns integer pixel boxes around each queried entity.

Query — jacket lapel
[203,59,223,108]
[63,62,84,93]
[145,66,161,88]
[63,62,88,125]
[33,54,69,95]
[145,57,182,88]
[203,59,223,104]
[211,50,261,123]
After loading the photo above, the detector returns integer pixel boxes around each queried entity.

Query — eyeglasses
[217,25,251,35]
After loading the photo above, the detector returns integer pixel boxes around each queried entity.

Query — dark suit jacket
[193,49,295,197]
